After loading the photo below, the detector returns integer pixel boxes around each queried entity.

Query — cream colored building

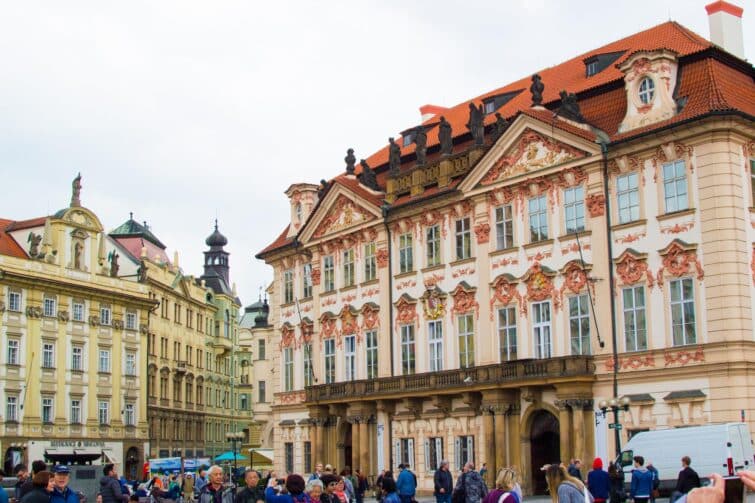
[256,8,755,495]
[0,180,153,478]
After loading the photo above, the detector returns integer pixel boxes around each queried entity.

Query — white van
[616,423,754,493]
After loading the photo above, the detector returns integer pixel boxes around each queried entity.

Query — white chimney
[706,1,745,60]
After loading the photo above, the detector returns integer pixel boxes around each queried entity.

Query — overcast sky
[0,1,751,307]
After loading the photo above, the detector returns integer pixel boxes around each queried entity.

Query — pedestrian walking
[235,470,263,503]
[20,461,48,500]
[671,457,700,503]
[395,466,415,503]
[433,461,453,503]
[629,457,653,503]
[319,474,341,503]
[567,460,582,481]
[607,463,624,503]
[198,466,233,503]
[50,466,80,503]
[544,464,593,503]
[377,480,399,503]
[481,468,518,503]
[355,471,368,503]
[100,464,129,503]
[645,462,659,503]
[305,480,323,503]
[20,471,54,503]
[454,463,487,503]
[263,475,310,503]
[587,459,609,503]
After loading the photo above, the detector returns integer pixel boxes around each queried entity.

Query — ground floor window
[424,437,443,471]
[393,438,415,470]
[455,435,474,470]
[284,442,294,473]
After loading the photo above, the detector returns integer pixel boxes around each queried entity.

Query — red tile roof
[257,224,293,257]
[5,216,48,232]
[0,219,29,259]
[112,236,171,265]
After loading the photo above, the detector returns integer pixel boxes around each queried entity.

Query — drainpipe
[381,203,395,471]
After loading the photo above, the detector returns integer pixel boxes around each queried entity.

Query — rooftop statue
[414,126,428,165]
[358,159,380,191]
[466,103,485,146]
[71,173,82,207]
[530,74,545,107]
[438,116,453,156]
[389,137,401,176]
[344,148,356,175]
[558,90,584,122]
[493,112,509,139]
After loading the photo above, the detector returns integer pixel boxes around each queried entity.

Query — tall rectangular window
[428,320,443,372]
[42,343,55,368]
[399,233,413,273]
[258,381,266,403]
[302,263,313,298]
[458,314,475,368]
[455,436,475,470]
[497,306,517,361]
[364,243,377,282]
[98,349,111,373]
[125,311,137,330]
[344,335,356,381]
[323,256,335,291]
[125,352,136,376]
[284,347,294,391]
[343,249,355,287]
[455,218,471,260]
[71,346,83,371]
[43,295,57,318]
[426,437,443,472]
[98,400,110,425]
[304,441,312,474]
[366,330,378,380]
[564,186,585,234]
[41,397,53,423]
[324,339,336,384]
[495,205,514,250]
[72,300,85,322]
[751,159,755,206]
[7,340,19,365]
[394,438,415,470]
[303,343,313,387]
[284,443,294,474]
[528,195,548,242]
[258,339,266,360]
[532,301,552,359]
[124,404,135,426]
[663,159,688,213]
[8,290,21,312]
[100,305,111,326]
[400,325,416,375]
[283,269,294,304]
[617,172,640,224]
[623,286,647,352]
[426,225,441,267]
[569,294,591,355]
[670,278,696,346]
[70,399,81,424]
[6,397,18,422]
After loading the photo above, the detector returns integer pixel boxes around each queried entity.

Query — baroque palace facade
[257,4,755,495]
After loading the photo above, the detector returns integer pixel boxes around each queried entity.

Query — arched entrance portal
[530,410,560,494]
[125,447,139,480]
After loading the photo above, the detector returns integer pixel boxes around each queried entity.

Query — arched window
[638,77,655,105]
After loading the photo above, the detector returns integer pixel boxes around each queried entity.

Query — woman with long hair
[481,468,518,503]
[544,464,594,503]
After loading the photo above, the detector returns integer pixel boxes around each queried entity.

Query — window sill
[450,257,475,266]
[42,366,56,371]
[98,371,112,376]
[281,301,296,308]
[558,230,592,242]
[421,264,446,273]
[320,289,337,296]
[490,246,517,257]
[299,296,313,302]
[394,270,416,279]
[611,219,647,232]
[360,278,379,287]
[523,238,554,250]
[71,369,84,374]
[339,285,357,293]
[656,208,695,222]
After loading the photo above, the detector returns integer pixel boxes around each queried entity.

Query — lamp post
[226,431,244,485]
[598,396,631,455]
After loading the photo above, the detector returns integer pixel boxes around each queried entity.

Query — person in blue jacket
[630,457,654,503]
[395,465,416,503]
[50,466,81,503]
[587,458,610,503]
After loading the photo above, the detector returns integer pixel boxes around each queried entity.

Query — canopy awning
[248,448,274,465]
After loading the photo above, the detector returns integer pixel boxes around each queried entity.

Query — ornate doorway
[530,410,560,494]
[125,447,139,480]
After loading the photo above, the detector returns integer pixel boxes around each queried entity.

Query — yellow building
[257,7,755,495]
[0,177,153,478]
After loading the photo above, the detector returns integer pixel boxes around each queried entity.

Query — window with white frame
[364,243,377,282]
[125,352,136,376]
[284,443,294,474]
[529,195,548,242]
[6,396,18,422]
[393,438,415,470]
[400,325,416,375]
[670,278,696,346]
[532,301,552,359]
[100,305,111,326]
[42,343,55,368]
[638,76,655,104]
[399,233,413,273]
[455,436,475,470]
[564,186,585,234]
[366,330,378,380]
[98,400,110,425]
[72,300,85,322]
[303,263,313,298]
[283,269,294,304]
[426,225,441,267]
[124,403,135,426]
[70,399,82,424]
[428,320,443,372]
[8,290,21,312]
[750,159,755,206]
[458,314,475,368]
[425,437,443,472]
[98,349,111,373]
[125,311,137,330]
[303,343,313,387]
[455,218,471,260]
[343,249,355,287]
[324,339,336,384]
[569,294,591,355]
[623,286,647,352]
[344,335,356,381]
[495,205,514,250]
[43,295,57,318]
[663,160,688,213]
[41,397,53,423]
[497,306,517,361]
[7,339,19,365]
[617,173,640,224]
[71,345,83,371]
[323,256,335,291]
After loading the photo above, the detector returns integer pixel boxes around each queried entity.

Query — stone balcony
[305,356,594,403]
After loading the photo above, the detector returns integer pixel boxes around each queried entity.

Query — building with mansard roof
[256,2,754,494]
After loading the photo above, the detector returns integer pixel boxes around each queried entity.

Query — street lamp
[225,431,245,485]
[598,396,631,455]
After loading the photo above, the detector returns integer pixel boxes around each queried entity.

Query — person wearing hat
[588,458,610,503]
[50,466,80,503]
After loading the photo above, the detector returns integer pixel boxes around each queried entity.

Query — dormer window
[484,101,496,115]
[402,133,415,147]
[482,90,523,115]
[583,50,625,77]
[295,203,303,223]
[638,77,655,105]
[586,60,599,77]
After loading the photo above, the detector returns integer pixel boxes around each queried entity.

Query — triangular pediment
[299,182,382,243]
[458,115,601,193]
